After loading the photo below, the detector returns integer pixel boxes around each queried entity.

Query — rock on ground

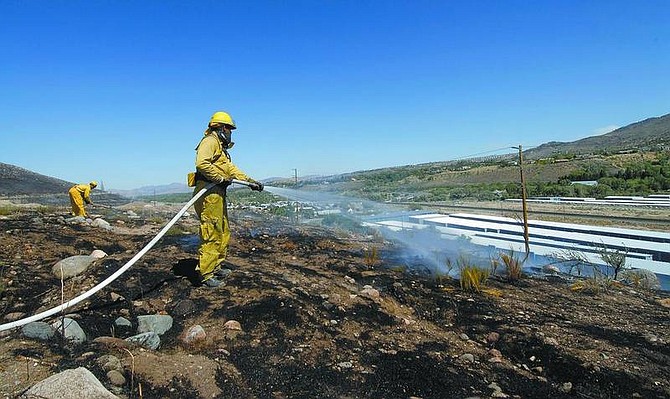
[137,314,173,335]
[51,317,87,344]
[22,321,56,341]
[52,255,96,279]
[21,367,118,399]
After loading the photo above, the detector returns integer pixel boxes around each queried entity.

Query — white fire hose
[0,179,255,332]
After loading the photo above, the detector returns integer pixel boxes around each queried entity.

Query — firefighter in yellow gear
[68,181,98,217]
[193,111,263,288]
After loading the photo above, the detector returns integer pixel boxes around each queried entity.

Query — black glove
[249,181,264,192]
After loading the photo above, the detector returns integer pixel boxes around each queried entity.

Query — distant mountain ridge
[283,112,669,186]
[524,113,670,159]
[108,183,191,198]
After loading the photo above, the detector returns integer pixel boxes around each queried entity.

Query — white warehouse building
[362,212,670,277]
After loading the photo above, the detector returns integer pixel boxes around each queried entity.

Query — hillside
[266,112,670,202]
[0,162,129,206]
[0,162,74,195]
[1,208,669,398]
[281,151,667,203]
[524,113,670,159]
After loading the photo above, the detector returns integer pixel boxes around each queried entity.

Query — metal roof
[364,211,670,276]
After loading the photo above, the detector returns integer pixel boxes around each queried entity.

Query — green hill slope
[269,112,670,201]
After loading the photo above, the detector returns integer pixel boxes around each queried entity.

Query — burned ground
[1,208,669,399]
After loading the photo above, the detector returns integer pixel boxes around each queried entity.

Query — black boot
[214,268,233,278]
[202,277,222,288]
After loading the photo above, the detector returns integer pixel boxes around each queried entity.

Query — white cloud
[593,125,620,135]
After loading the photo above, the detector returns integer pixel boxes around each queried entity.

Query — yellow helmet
[89,181,98,188]
[209,111,236,129]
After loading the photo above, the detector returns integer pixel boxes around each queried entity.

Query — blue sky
[1,1,669,190]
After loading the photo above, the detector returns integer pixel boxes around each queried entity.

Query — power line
[456,146,516,159]
[455,144,539,160]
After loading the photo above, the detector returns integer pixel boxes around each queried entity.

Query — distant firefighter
[68,181,97,217]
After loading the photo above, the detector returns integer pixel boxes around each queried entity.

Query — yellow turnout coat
[193,132,253,281]
[68,184,93,217]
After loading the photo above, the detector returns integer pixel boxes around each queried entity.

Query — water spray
[261,186,460,273]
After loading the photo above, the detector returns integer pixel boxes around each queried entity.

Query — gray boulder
[91,218,112,230]
[114,316,132,328]
[52,317,87,344]
[52,255,96,279]
[125,331,160,350]
[113,317,132,336]
[137,314,173,335]
[107,370,126,387]
[22,322,56,341]
[21,367,118,398]
[65,216,87,225]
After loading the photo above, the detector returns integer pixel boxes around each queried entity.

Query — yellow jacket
[195,132,250,183]
[72,184,92,204]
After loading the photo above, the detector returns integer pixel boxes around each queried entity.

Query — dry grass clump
[570,277,622,294]
[434,257,458,285]
[499,250,524,282]
[624,271,643,287]
[459,262,489,293]
[363,246,380,268]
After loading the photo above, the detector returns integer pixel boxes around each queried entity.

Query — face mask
[215,127,234,149]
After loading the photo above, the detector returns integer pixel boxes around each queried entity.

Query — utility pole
[292,168,299,224]
[512,145,530,259]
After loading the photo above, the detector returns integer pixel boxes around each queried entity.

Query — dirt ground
[1,206,669,399]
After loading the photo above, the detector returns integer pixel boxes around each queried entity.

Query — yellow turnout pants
[68,186,86,216]
[193,183,230,280]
